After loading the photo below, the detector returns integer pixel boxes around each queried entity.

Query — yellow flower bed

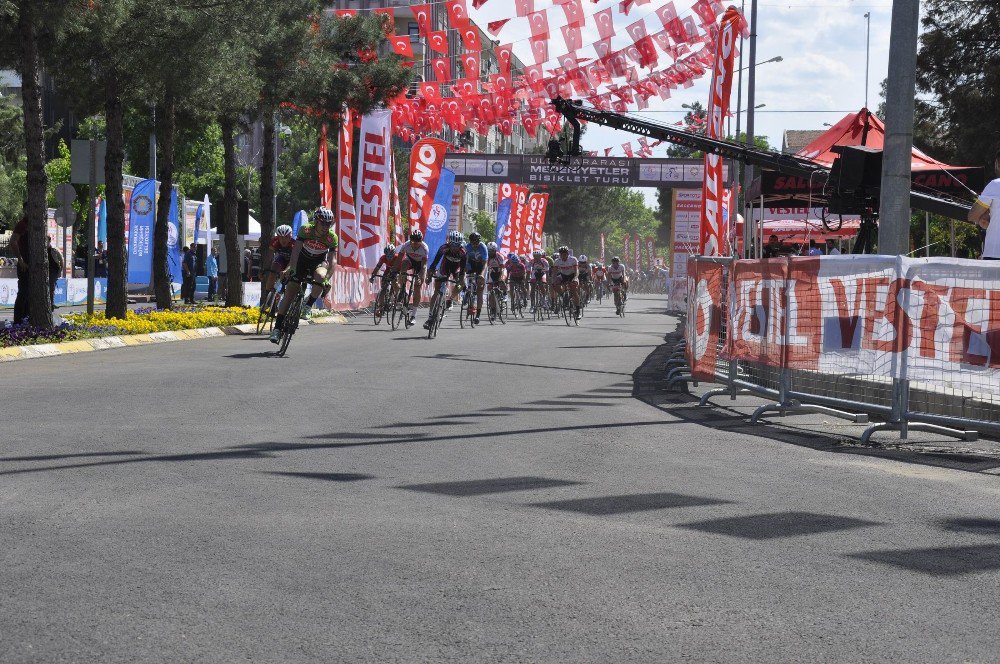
[64,307,259,335]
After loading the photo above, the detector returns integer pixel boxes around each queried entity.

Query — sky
[466,0,896,206]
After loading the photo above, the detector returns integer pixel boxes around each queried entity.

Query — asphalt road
[3,295,1000,663]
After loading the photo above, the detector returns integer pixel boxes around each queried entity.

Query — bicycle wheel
[256,289,275,334]
[496,291,506,325]
[563,294,572,327]
[373,286,386,325]
[390,285,405,330]
[486,290,496,325]
[275,295,302,356]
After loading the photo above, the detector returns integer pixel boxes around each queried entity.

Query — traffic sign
[54,183,76,211]
[55,208,76,228]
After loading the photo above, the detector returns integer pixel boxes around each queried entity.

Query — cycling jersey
[487,254,504,271]
[372,253,402,279]
[401,240,430,264]
[530,257,549,278]
[464,242,488,270]
[578,261,592,281]
[507,261,527,279]
[428,244,466,277]
[553,256,579,276]
[270,236,293,257]
[297,223,338,258]
[607,264,626,280]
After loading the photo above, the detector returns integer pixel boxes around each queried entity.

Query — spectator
[206,247,219,301]
[969,149,1000,260]
[763,234,783,259]
[47,236,63,309]
[95,241,108,278]
[243,248,251,281]
[181,245,197,304]
[807,240,823,256]
[827,241,842,256]
[9,213,31,323]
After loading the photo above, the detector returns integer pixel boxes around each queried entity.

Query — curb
[0,313,348,363]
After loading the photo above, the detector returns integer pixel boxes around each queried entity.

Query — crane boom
[552,97,972,221]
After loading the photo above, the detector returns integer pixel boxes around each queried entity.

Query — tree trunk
[152,93,175,309]
[104,83,128,319]
[221,116,242,308]
[18,5,51,328]
[258,112,276,304]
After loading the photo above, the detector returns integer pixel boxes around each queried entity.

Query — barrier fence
[680,254,1000,443]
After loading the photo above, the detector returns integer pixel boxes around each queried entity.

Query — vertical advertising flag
[337,109,361,268]
[425,168,456,261]
[600,232,606,262]
[193,201,204,246]
[356,109,392,268]
[646,236,656,269]
[97,198,107,244]
[634,234,642,271]
[319,123,333,209]
[623,234,632,269]
[507,185,529,255]
[390,150,404,244]
[292,210,308,237]
[527,192,550,254]
[408,137,451,236]
[495,198,513,246]
[167,188,184,289]
[698,6,742,256]
[127,178,156,284]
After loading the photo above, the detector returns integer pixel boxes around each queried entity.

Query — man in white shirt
[969,151,1000,259]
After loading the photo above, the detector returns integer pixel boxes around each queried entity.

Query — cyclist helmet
[487,241,498,253]
[558,245,570,254]
[384,244,396,256]
[510,254,521,263]
[579,254,588,262]
[469,232,482,244]
[314,206,334,225]
[611,256,621,263]
[533,249,543,258]
[448,230,463,246]
[410,229,423,242]
[275,224,293,237]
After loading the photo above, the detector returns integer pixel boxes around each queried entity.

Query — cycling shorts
[403,259,425,276]
[295,252,326,278]
[532,270,547,282]
[488,269,502,283]
[270,254,291,270]
[466,261,486,276]
[436,261,461,279]
[554,273,577,285]
[579,273,591,283]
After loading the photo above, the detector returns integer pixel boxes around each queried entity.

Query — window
[408,22,419,41]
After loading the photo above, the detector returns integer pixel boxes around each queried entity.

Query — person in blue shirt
[463,232,489,324]
[205,248,219,301]
[424,231,467,329]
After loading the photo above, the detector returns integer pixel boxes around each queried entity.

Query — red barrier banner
[699,7,742,256]
[408,137,451,235]
[336,111,361,268]
[688,258,726,381]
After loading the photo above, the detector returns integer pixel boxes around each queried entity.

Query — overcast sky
[467,0,895,205]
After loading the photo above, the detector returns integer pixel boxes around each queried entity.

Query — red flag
[411,4,432,36]
[622,234,632,266]
[336,112,360,268]
[432,58,451,82]
[626,19,647,42]
[509,186,530,255]
[334,9,357,17]
[428,31,448,53]
[527,10,549,40]
[699,6,742,257]
[487,19,510,36]
[408,138,451,236]
[633,231,642,269]
[318,123,333,209]
[604,147,612,157]
[693,0,718,26]
[389,35,414,58]
[460,25,482,51]
[561,0,585,28]
[622,142,634,157]
[419,82,441,99]
[445,0,469,29]
[528,193,550,254]
[561,24,582,52]
[645,236,655,269]
[593,8,616,40]
[514,0,534,17]
[460,51,480,78]
[655,2,678,29]
[529,37,548,64]
[496,44,513,77]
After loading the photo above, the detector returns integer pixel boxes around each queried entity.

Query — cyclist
[424,231,467,329]
[578,254,593,305]
[369,244,400,286]
[529,249,549,312]
[270,207,338,343]
[607,256,629,315]
[397,229,430,325]
[262,224,294,299]
[486,242,506,302]
[464,232,489,324]
[552,245,581,320]
[507,253,527,305]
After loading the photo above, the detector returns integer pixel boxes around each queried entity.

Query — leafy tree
[0,93,26,230]
[470,210,495,243]
[545,186,658,258]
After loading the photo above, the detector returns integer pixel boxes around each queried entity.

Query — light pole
[864,12,871,109]
[742,0,759,258]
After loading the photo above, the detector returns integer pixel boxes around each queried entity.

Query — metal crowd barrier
[669,255,997,444]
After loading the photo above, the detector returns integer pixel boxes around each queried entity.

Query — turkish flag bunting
[419,82,440,99]
[593,8,616,40]
[529,37,548,64]
[522,64,545,92]
[560,0,585,28]
[619,0,635,15]
[561,24,582,52]
[372,8,395,35]
[594,38,613,60]
[487,19,510,35]
[460,51,480,78]
[454,78,479,98]
[490,72,512,93]
[388,35,414,58]
[432,58,451,82]
[460,25,482,51]
[522,113,540,138]
[604,147,613,156]
[496,44,513,77]
[514,0,534,17]
[655,2,678,29]
[527,10,549,40]
[446,0,469,29]
[411,4,432,36]
[626,19,647,42]
[636,37,658,68]
[428,31,448,53]
[692,0,718,26]
[334,9,357,17]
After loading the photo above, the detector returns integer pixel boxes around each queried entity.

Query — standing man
[47,236,63,309]
[206,247,219,302]
[9,213,31,323]
[970,150,1000,260]
[181,245,197,304]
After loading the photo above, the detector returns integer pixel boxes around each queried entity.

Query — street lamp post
[864,12,871,109]
[742,0,759,258]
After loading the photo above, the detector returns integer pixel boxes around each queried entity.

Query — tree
[545,186,658,257]
[666,103,707,158]
[470,210,495,243]
[0,93,26,230]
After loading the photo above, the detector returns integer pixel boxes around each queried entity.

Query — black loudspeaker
[829,145,882,191]
[238,200,250,236]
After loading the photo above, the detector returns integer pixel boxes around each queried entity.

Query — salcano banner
[337,109,361,269]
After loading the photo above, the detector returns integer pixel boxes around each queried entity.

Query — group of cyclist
[259,206,633,342]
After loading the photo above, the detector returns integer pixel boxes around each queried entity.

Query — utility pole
[742,0,758,258]
[878,0,920,256]
[864,12,871,109]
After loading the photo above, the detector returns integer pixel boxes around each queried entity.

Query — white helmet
[579,254,588,262]
[275,225,293,237]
